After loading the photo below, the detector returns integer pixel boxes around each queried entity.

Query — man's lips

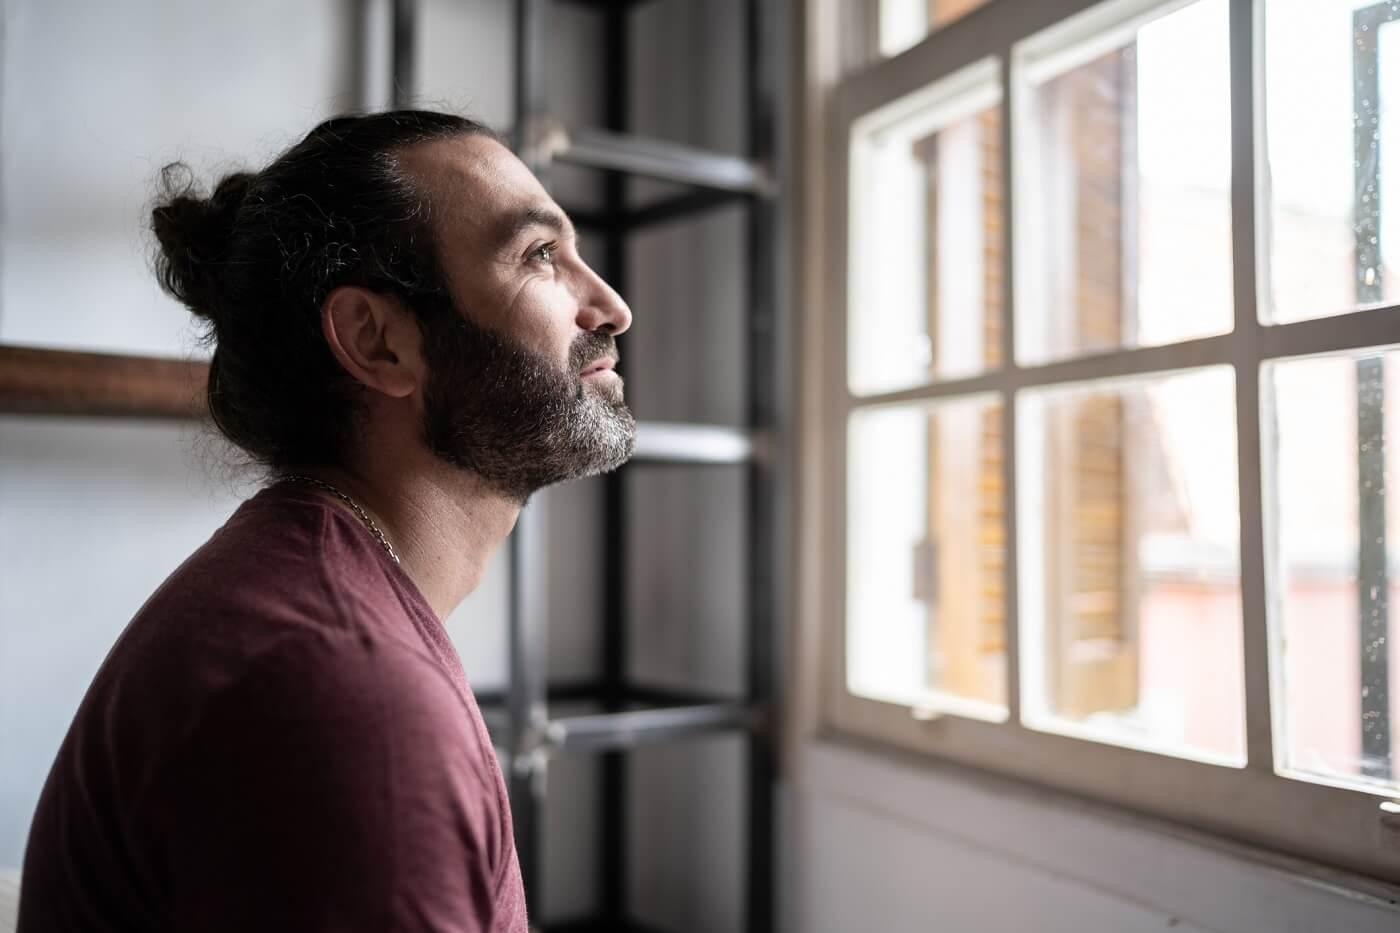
[580,357,618,378]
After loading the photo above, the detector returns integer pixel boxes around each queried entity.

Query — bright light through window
[879,0,995,58]
[848,60,1003,396]
[1270,349,1400,794]
[1018,367,1246,765]
[1262,0,1400,323]
[1015,0,1233,365]
[831,0,1400,881]
[847,396,1008,719]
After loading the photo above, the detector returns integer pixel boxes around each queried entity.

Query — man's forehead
[399,134,558,241]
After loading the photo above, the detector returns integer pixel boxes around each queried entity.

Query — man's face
[400,135,636,501]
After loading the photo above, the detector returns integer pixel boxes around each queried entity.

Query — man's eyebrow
[496,206,575,247]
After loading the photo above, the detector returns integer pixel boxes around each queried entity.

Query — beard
[417,298,636,503]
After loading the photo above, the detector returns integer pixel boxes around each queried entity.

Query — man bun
[151,165,254,327]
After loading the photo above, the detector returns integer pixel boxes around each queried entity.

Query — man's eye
[530,243,557,265]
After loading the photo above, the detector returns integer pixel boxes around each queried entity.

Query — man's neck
[299,460,520,621]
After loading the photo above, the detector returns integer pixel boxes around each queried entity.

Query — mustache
[568,330,620,373]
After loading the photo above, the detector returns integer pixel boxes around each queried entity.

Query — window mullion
[1229,0,1276,775]
[842,332,1238,412]
[999,51,1024,725]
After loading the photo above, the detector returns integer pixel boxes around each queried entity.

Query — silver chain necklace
[283,474,401,565]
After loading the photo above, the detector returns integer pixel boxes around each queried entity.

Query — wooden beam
[0,344,208,420]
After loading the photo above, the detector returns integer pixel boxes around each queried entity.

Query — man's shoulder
[87,488,442,757]
[137,484,413,641]
[193,625,468,731]
[165,627,505,824]
[113,616,490,811]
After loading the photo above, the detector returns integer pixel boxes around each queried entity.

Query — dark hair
[151,110,498,469]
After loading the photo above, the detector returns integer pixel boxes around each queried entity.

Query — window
[879,0,997,57]
[1018,367,1246,764]
[1015,0,1233,364]
[848,58,1002,393]
[1271,348,1400,790]
[847,396,1008,717]
[1261,0,1400,323]
[845,59,1009,717]
[817,0,1400,883]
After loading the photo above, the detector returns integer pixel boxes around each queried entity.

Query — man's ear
[320,286,424,400]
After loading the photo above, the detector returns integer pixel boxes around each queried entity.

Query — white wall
[0,0,358,357]
[782,742,1400,933]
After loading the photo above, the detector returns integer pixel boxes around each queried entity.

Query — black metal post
[745,0,778,930]
[599,1,631,923]
[1353,3,1393,781]
[352,0,381,113]
[390,0,417,109]
[514,0,548,174]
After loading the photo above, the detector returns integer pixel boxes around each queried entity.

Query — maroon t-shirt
[17,481,528,932]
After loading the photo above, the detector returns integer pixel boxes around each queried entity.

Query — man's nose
[576,262,633,335]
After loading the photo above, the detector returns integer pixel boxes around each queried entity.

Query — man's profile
[17,110,635,932]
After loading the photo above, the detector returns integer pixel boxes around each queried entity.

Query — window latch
[912,538,937,604]
[911,704,944,723]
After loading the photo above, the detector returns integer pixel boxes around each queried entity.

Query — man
[17,110,634,932]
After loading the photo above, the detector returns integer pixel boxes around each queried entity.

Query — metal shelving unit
[501,1,781,930]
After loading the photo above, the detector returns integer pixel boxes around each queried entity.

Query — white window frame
[810,0,1400,884]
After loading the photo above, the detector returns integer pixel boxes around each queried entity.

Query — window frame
[814,0,1400,884]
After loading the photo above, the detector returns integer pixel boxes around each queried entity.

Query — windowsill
[796,733,1400,929]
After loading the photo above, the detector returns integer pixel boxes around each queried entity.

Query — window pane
[1018,367,1245,763]
[1262,1,1400,324]
[1270,350,1400,794]
[847,396,1007,717]
[849,64,1003,395]
[1015,0,1233,365]
[880,0,994,57]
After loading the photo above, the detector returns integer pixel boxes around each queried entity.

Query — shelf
[527,121,770,195]
[562,127,767,194]
[546,701,762,753]
[0,344,207,419]
[479,682,765,756]
[631,421,756,466]
[477,680,608,740]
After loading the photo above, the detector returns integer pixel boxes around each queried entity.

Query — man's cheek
[520,303,573,364]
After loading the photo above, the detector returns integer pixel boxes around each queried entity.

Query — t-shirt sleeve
[153,632,508,932]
